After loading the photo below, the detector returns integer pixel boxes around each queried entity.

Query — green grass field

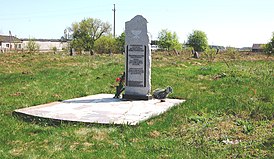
[0,51,273,158]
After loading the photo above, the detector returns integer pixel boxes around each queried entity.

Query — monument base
[13,94,185,125]
[122,94,152,100]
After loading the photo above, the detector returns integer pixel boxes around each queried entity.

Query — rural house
[0,35,22,52]
[252,44,264,52]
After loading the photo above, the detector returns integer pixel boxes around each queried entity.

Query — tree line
[157,29,208,52]
[65,17,273,55]
[65,18,124,55]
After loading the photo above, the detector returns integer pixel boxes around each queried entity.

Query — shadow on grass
[260,137,274,151]
[12,111,138,128]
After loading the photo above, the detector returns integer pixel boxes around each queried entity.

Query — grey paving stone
[14,94,185,125]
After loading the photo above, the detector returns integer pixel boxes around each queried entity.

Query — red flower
[116,77,121,82]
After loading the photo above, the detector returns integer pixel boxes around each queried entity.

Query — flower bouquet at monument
[114,72,125,98]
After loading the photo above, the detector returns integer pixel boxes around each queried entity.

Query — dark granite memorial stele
[122,15,152,100]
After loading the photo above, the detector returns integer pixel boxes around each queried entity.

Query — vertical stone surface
[123,15,152,100]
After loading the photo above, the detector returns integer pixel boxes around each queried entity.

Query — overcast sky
[1,0,274,47]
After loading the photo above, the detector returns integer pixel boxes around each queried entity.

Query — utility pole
[9,30,17,51]
[112,4,116,38]
[9,31,11,50]
[9,31,12,50]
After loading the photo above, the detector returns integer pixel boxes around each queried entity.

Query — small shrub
[203,48,217,62]
[94,35,117,54]
[26,39,40,53]
[236,120,254,134]
[181,46,194,58]
[225,47,240,59]
[52,46,57,54]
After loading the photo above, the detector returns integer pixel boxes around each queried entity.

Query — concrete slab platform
[14,94,185,125]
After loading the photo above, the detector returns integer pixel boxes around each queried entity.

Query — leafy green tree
[26,39,40,53]
[264,32,274,56]
[69,18,111,55]
[94,35,116,54]
[115,32,125,53]
[187,30,208,52]
[158,29,182,51]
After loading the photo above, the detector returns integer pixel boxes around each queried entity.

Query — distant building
[0,35,22,52]
[1,35,69,53]
[252,44,264,52]
[239,47,252,52]
[21,39,69,52]
[209,45,226,51]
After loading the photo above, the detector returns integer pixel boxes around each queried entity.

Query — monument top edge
[126,15,148,23]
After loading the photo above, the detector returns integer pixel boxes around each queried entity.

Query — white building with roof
[21,38,69,52]
[0,35,22,52]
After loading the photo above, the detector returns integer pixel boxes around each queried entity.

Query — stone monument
[13,16,185,126]
[122,15,152,100]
